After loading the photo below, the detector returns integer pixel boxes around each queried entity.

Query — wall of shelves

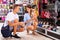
[0,0,14,22]
[37,16,60,40]
[0,0,38,22]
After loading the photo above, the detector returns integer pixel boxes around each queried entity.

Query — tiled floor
[0,23,52,40]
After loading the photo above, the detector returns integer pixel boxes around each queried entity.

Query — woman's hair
[26,5,32,16]
[26,5,31,8]
[25,10,28,13]
[32,5,36,9]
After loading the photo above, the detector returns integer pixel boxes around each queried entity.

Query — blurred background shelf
[37,27,60,40]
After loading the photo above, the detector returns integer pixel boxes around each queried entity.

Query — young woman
[4,4,24,38]
[24,5,32,34]
[27,8,38,35]
[24,5,38,35]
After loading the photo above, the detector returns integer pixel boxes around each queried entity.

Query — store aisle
[0,23,52,40]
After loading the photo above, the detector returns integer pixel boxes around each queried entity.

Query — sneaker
[13,34,21,38]
[10,35,14,38]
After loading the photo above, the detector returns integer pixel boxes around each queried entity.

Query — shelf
[38,27,60,35]
[37,27,60,40]
[47,30,60,35]
[36,30,58,40]
[0,20,4,23]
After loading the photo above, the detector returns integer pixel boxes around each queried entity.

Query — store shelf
[37,27,60,40]
[47,30,60,35]
[0,20,4,23]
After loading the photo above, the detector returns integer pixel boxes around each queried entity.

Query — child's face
[26,7,31,13]
[32,9,37,19]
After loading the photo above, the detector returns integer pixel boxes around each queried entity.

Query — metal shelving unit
[37,27,60,40]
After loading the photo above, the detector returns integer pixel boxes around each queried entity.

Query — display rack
[0,4,9,22]
[37,16,60,40]
[48,3,55,11]
[36,27,60,40]
[0,0,14,22]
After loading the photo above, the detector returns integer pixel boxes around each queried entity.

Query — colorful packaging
[1,16,5,21]
[0,0,2,4]
[2,0,7,4]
